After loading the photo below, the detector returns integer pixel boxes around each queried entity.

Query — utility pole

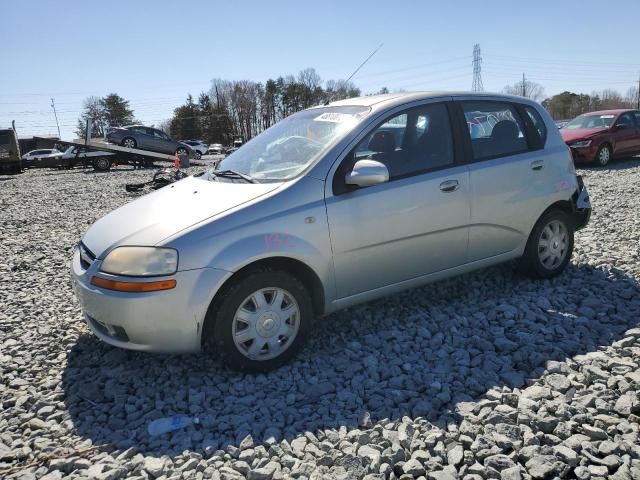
[522,73,526,98]
[51,98,61,138]
[472,44,484,92]
[637,74,640,110]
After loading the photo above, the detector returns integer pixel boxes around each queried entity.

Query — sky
[1,0,639,139]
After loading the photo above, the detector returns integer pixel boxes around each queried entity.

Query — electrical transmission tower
[472,44,483,92]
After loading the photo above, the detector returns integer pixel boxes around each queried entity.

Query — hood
[560,128,606,143]
[82,176,281,258]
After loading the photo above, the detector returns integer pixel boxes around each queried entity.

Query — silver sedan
[71,92,591,372]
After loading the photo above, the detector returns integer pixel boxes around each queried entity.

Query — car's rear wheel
[176,147,188,157]
[595,144,611,167]
[207,270,313,372]
[93,156,111,172]
[518,209,574,279]
[122,137,137,149]
[194,150,202,160]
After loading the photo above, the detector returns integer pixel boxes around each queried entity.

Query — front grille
[79,242,96,270]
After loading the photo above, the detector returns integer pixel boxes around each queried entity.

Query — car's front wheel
[595,144,611,167]
[518,209,574,279]
[194,150,202,160]
[176,147,188,158]
[207,270,313,372]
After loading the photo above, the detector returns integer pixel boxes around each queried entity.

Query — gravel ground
[1,159,639,480]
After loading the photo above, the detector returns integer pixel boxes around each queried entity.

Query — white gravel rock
[1,160,639,479]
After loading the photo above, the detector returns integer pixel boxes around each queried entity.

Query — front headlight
[571,140,592,148]
[100,247,178,277]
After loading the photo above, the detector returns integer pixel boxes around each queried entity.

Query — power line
[487,53,639,68]
[472,44,483,92]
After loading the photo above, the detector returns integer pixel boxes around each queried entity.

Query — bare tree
[298,67,322,91]
[625,86,639,108]
[597,89,628,109]
[325,79,360,103]
[503,79,546,102]
[75,96,104,138]
[157,119,172,134]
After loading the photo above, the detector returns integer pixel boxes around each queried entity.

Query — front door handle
[439,179,459,192]
[531,160,544,170]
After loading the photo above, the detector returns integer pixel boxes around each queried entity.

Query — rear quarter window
[524,106,547,145]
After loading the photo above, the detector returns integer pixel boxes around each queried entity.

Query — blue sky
[2,0,639,139]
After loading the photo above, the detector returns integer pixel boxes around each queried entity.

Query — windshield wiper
[211,169,256,183]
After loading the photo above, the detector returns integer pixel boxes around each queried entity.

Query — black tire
[176,147,188,157]
[206,270,313,372]
[194,151,202,160]
[595,144,611,167]
[93,157,111,172]
[121,137,137,149]
[518,209,574,279]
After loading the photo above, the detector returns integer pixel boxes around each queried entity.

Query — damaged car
[561,109,640,166]
[71,92,591,372]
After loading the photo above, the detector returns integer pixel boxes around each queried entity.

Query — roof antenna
[325,43,383,105]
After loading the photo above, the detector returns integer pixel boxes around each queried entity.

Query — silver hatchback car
[71,92,591,371]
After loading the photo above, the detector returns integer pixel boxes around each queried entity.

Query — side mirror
[345,159,389,188]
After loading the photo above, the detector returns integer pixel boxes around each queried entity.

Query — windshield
[565,114,615,130]
[215,106,370,181]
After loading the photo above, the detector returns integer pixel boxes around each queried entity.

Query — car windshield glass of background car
[215,106,370,181]
[565,114,615,130]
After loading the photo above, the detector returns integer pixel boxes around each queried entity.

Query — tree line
[542,87,639,120]
[165,68,360,144]
[75,72,640,143]
[75,68,359,144]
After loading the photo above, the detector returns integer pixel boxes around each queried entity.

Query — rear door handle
[439,179,459,192]
[531,160,544,170]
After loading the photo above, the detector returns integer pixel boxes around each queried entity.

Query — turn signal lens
[91,276,176,292]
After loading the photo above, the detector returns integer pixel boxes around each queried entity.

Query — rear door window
[461,101,529,161]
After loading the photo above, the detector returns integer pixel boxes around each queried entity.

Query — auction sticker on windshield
[600,115,615,119]
[313,112,356,123]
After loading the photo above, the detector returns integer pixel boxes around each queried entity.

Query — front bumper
[571,175,591,230]
[569,144,598,163]
[70,246,230,353]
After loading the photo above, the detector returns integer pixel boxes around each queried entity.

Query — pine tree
[75,93,136,138]
[101,94,136,127]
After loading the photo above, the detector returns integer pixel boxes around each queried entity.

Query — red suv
[561,109,640,166]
